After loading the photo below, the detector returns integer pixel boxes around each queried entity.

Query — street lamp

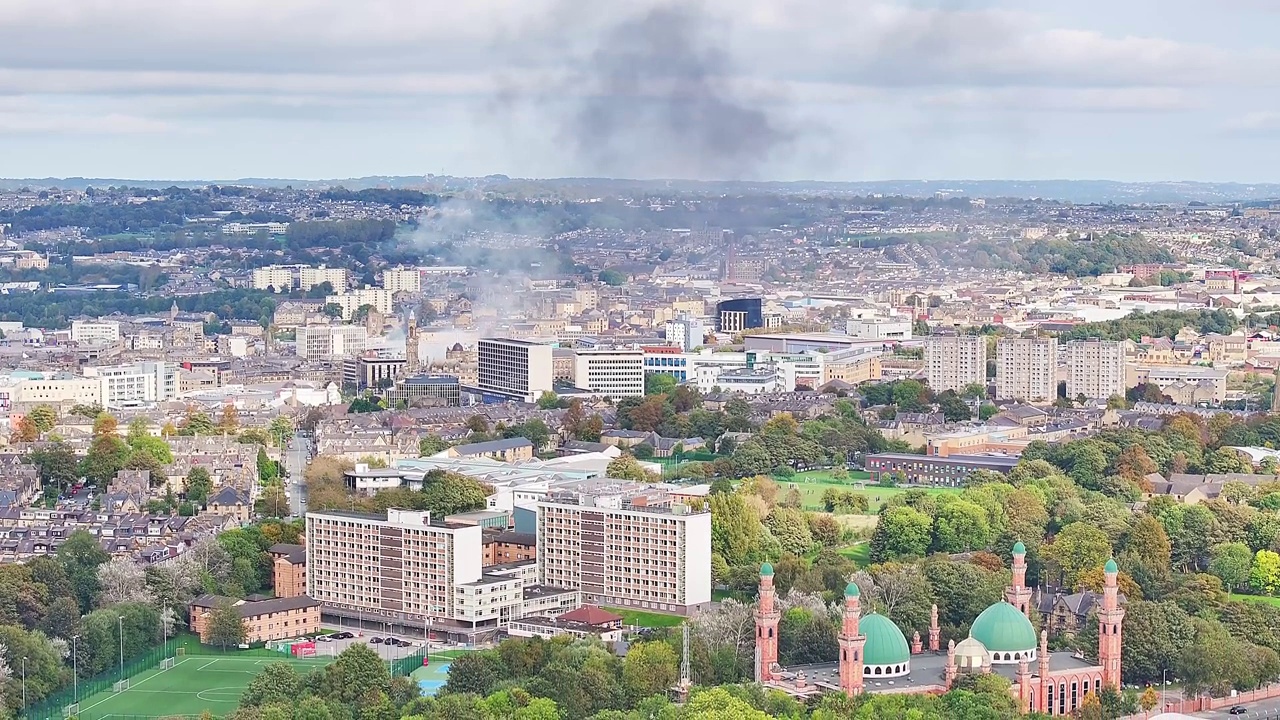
[118,615,125,679]
[72,635,79,704]
[21,657,26,710]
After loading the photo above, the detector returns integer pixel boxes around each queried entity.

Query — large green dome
[969,601,1037,653]
[860,613,911,666]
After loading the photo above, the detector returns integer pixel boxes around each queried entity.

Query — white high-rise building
[299,266,349,292]
[1067,339,1126,400]
[251,266,296,293]
[296,325,369,360]
[325,287,393,320]
[924,335,988,394]
[572,348,645,398]
[84,361,178,408]
[70,321,121,345]
[665,314,707,352]
[537,482,712,615]
[478,338,554,402]
[995,337,1057,402]
[382,267,422,295]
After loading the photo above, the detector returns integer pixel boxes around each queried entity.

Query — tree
[535,391,560,410]
[205,600,247,649]
[631,442,655,460]
[80,415,132,484]
[936,391,972,422]
[10,414,39,443]
[807,513,842,547]
[1115,445,1158,484]
[268,416,294,447]
[58,530,109,611]
[709,492,766,567]
[28,441,79,492]
[27,404,56,433]
[1210,542,1254,595]
[442,650,506,696]
[622,641,678,701]
[186,466,213,505]
[96,556,153,607]
[869,506,933,562]
[420,471,490,517]
[242,662,304,707]
[418,435,450,456]
[1043,522,1113,589]
[606,455,656,483]
[933,499,991,553]
[645,373,677,396]
[766,508,814,555]
[1207,447,1253,475]
[1250,549,1280,595]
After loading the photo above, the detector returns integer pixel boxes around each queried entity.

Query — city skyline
[1,0,1279,182]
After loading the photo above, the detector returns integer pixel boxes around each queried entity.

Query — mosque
[754,542,1124,716]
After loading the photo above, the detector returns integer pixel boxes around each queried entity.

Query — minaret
[754,563,781,683]
[928,604,940,652]
[1006,541,1033,619]
[1017,656,1033,713]
[838,581,866,697]
[1037,630,1051,715]
[944,639,957,688]
[1098,558,1125,689]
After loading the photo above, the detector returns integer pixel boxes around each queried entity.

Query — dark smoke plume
[543,2,795,180]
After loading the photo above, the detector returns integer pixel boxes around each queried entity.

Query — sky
[0,0,1278,183]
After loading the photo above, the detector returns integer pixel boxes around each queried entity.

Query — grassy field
[61,655,335,720]
[604,607,686,628]
[1239,594,1280,608]
[778,471,961,514]
[837,542,872,567]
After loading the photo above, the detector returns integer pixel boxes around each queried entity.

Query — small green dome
[969,601,1037,653]
[760,562,774,576]
[845,581,860,598]
[860,614,911,666]
[1012,541,1026,555]
[1104,558,1118,574]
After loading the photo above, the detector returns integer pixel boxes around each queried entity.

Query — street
[285,435,311,517]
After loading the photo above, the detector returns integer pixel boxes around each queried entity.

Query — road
[285,436,311,517]
[1188,696,1280,718]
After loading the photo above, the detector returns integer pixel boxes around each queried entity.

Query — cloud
[1221,111,1280,135]
[921,87,1198,113]
[0,110,169,135]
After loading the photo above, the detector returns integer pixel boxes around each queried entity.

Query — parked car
[1228,706,1248,715]
[316,635,332,642]
[370,637,383,644]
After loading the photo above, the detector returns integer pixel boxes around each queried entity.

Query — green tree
[933,499,992,552]
[206,600,247,649]
[241,662,304,706]
[1210,542,1255,595]
[186,466,213,505]
[1250,549,1280,595]
[536,391,560,409]
[442,650,505,696]
[27,404,56,433]
[1043,522,1113,589]
[709,492,766,567]
[606,454,655,483]
[420,471,490,517]
[869,506,933,562]
[268,416,295,447]
[766,508,814,555]
[936,391,972,422]
[58,529,109,611]
[315,643,390,705]
[622,641,678,701]
[29,441,79,492]
[645,373,677,396]
[1207,447,1253,475]
[418,435,450,456]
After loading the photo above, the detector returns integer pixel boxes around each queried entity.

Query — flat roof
[867,452,1021,468]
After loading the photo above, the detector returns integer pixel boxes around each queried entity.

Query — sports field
[66,655,334,720]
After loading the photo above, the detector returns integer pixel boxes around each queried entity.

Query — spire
[929,603,940,652]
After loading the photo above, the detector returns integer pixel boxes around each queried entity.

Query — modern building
[715,298,763,334]
[925,335,988,394]
[753,546,1124,716]
[665,314,708,352]
[846,317,912,341]
[822,347,884,386]
[295,325,368,361]
[251,266,296,293]
[537,481,712,615]
[189,594,321,644]
[84,361,178,408]
[299,266,349,292]
[477,338,554,403]
[995,337,1057,402]
[70,320,121,345]
[699,366,786,394]
[342,353,406,391]
[385,374,462,407]
[1066,339,1125,400]
[382,266,422,295]
[865,452,1020,486]
[572,348,645,398]
[16,375,106,406]
[325,287,393,320]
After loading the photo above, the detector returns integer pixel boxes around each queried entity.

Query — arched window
[768,627,774,638]
[842,649,847,661]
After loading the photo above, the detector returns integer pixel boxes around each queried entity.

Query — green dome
[860,614,911,666]
[969,602,1037,653]
[1012,541,1026,555]
[1104,558,1118,574]
[845,581,860,598]
[760,562,774,576]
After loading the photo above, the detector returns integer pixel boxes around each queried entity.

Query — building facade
[477,338,554,403]
[572,348,645,398]
[846,317,912,341]
[382,267,422,295]
[84,361,178,408]
[865,452,1020,486]
[325,287,392,319]
[715,298,763,334]
[296,325,368,361]
[995,337,1057,402]
[298,266,350,292]
[70,320,121,345]
[925,335,988,394]
[1066,339,1125,400]
[385,374,462,407]
[189,594,321,644]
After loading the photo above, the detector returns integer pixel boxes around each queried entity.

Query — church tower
[1005,541,1034,618]
[1098,559,1125,689]
[754,563,781,683]
[838,581,866,697]
[405,311,420,372]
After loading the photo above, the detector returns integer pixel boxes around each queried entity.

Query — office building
[342,353,406,391]
[665,314,707,352]
[537,482,712,615]
[572,348,645,398]
[15,375,105,406]
[385,374,462,407]
[821,347,884,386]
[70,320,121,345]
[295,325,368,361]
[299,266,350,292]
[846,317,912,341]
[1066,339,1125,400]
[84,361,178,408]
[251,266,296,293]
[924,335,988,394]
[715,298,763,334]
[995,337,1057,402]
[382,266,422,295]
[477,338,554,403]
[325,287,393,320]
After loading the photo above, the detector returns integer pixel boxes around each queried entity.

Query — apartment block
[326,287,392,320]
[995,337,1057,402]
[477,338,554,402]
[299,266,350,292]
[189,594,321,644]
[924,335,988,394]
[70,320,121,345]
[1066,339,1125,400]
[296,325,368,361]
[84,361,178,408]
[268,544,307,598]
[252,266,296,293]
[382,266,422,295]
[537,482,713,615]
[572,348,645,398]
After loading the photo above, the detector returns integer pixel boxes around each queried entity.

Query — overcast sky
[1,0,1277,182]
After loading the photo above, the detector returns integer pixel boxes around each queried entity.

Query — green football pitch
[67,655,334,720]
